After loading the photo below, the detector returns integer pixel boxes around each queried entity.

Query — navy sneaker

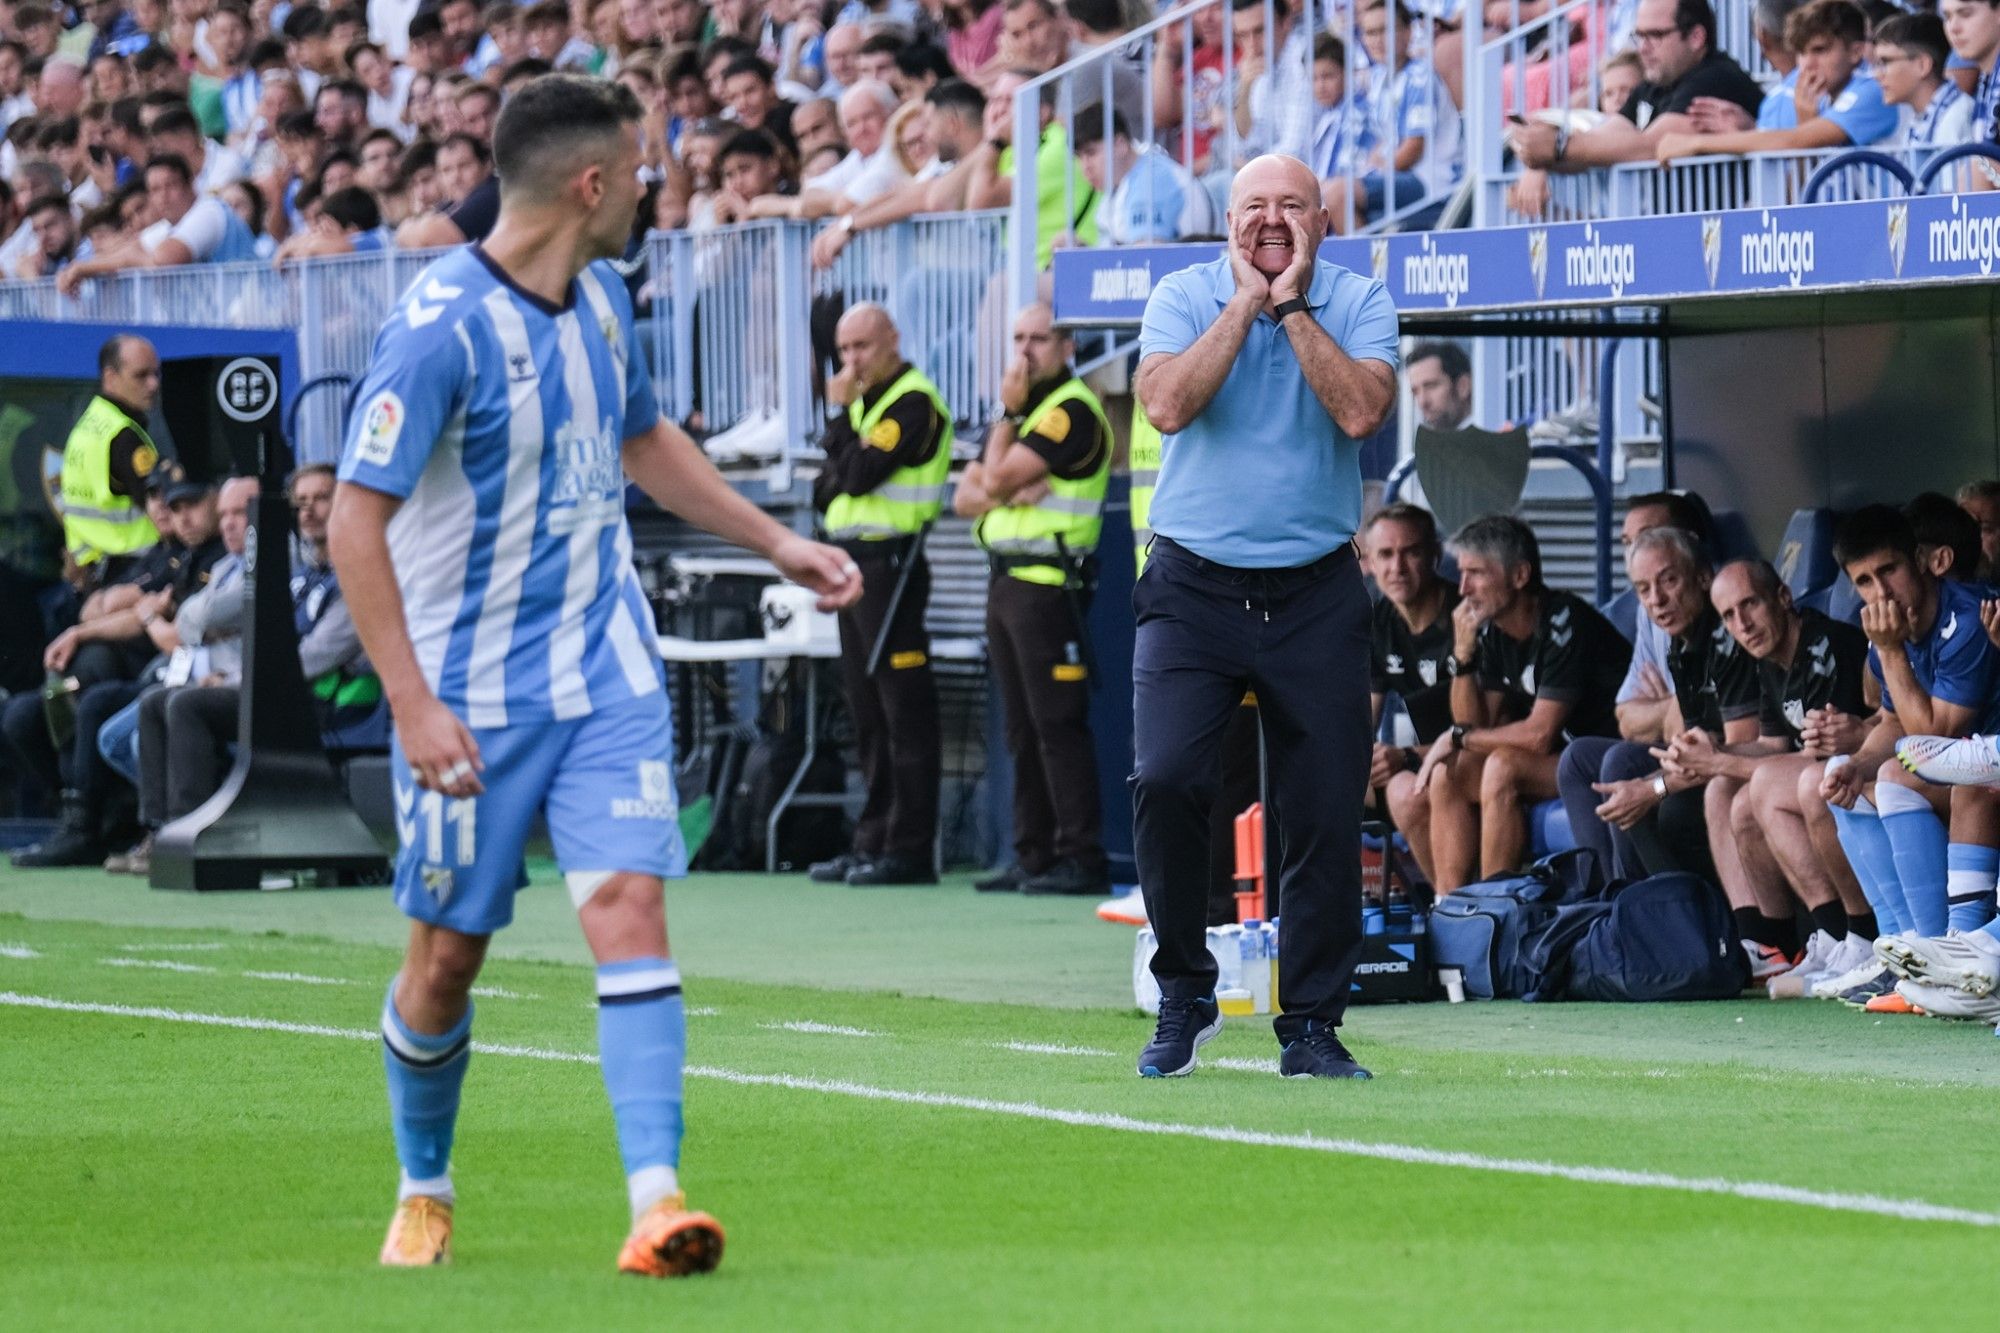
[1278,1023,1372,1080]
[1137,995,1222,1078]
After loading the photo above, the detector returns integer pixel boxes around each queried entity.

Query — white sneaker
[1767,930,1840,999]
[1876,929,2000,996]
[1096,888,1147,927]
[1894,977,2000,1023]
[1895,734,2000,786]
[1813,945,1891,998]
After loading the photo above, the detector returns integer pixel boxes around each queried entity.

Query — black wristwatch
[1445,653,1474,678]
[1401,746,1422,774]
[1450,723,1469,751]
[1273,296,1310,321]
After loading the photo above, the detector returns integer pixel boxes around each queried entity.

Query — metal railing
[1484,148,1940,225]
[1006,0,1471,313]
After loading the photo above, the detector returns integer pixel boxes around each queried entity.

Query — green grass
[2,868,1997,1329]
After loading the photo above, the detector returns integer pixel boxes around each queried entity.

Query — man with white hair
[820,22,865,98]
[37,57,87,119]
[795,79,906,213]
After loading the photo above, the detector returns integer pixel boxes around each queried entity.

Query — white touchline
[469,986,541,1000]
[0,944,41,959]
[5,990,1998,1232]
[760,1021,882,1037]
[119,942,229,952]
[244,971,353,986]
[998,1041,1121,1058]
[101,957,217,974]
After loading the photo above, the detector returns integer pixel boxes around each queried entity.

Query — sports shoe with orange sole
[616,1193,725,1278]
[1865,991,1919,1015]
[379,1195,453,1266]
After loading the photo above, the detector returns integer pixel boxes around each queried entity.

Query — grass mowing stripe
[7,987,1999,1232]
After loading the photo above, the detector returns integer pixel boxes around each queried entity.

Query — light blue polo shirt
[1138,254,1399,568]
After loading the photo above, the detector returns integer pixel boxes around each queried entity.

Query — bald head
[40,58,85,116]
[218,475,259,556]
[835,302,902,388]
[1228,154,1327,280]
[1011,301,1070,382]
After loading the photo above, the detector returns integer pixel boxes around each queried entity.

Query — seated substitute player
[329,75,860,1276]
[1814,505,2000,1014]
[1413,515,1629,891]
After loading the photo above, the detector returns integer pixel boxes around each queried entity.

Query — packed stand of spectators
[1359,443,2000,1022]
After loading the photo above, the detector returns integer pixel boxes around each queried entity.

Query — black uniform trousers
[834,540,940,863]
[1132,536,1371,1038]
[985,569,1104,876]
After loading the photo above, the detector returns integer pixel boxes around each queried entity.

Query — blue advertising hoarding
[1051,191,2000,324]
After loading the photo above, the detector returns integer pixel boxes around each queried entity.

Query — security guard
[809,303,949,887]
[60,334,163,582]
[956,303,1111,897]
[1128,402,1160,570]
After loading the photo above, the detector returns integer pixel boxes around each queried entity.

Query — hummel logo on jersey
[405,277,464,328]
[507,351,534,382]
[1385,654,1404,675]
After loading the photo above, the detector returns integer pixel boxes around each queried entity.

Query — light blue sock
[597,957,687,1216]
[1947,843,1999,933]
[1879,793,1949,937]
[380,980,473,1195]
[1830,801,1909,936]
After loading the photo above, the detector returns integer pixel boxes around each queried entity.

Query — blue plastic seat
[1772,508,1837,603]
[1528,798,1576,858]
[1599,587,1639,644]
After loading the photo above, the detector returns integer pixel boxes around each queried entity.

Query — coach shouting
[1130,154,1398,1081]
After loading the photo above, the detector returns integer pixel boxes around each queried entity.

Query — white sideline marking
[1210,1057,1281,1074]
[687,1006,719,1017]
[6,990,1999,1232]
[0,944,40,959]
[470,986,539,1000]
[999,1041,1120,1058]
[101,957,216,974]
[119,942,227,952]
[244,971,352,987]
[760,1020,881,1038]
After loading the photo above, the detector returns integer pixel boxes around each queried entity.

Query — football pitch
[3,866,1999,1330]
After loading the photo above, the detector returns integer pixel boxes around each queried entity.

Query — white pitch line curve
[4,990,1996,1231]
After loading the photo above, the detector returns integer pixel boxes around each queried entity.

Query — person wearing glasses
[1506,0,1761,207]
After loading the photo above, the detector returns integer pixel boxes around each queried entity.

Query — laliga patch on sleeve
[867,418,902,451]
[355,390,405,467]
[1036,406,1072,443]
[1834,90,1856,111]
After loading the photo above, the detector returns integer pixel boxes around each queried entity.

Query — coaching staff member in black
[1130,154,1398,1081]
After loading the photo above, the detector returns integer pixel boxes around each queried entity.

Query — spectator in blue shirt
[1309,32,1375,185]
[1325,0,1459,233]
[1876,13,1978,148]
[1657,0,1898,162]
[1073,114,1218,244]
[1942,0,2000,139]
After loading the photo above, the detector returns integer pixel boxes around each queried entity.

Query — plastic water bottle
[1206,924,1243,993]
[1240,920,1271,1014]
[1264,918,1281,1011]
[1133,927,1161,1016]
[1386,888,1413,935]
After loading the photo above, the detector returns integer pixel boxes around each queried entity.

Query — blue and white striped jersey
[337,245,667,728]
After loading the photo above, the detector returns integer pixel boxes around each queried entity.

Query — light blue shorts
[390,689,686,935]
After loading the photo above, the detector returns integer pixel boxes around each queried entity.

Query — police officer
[809,303,949,887]
[955,303,1111,897]
[60,334,163,582]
